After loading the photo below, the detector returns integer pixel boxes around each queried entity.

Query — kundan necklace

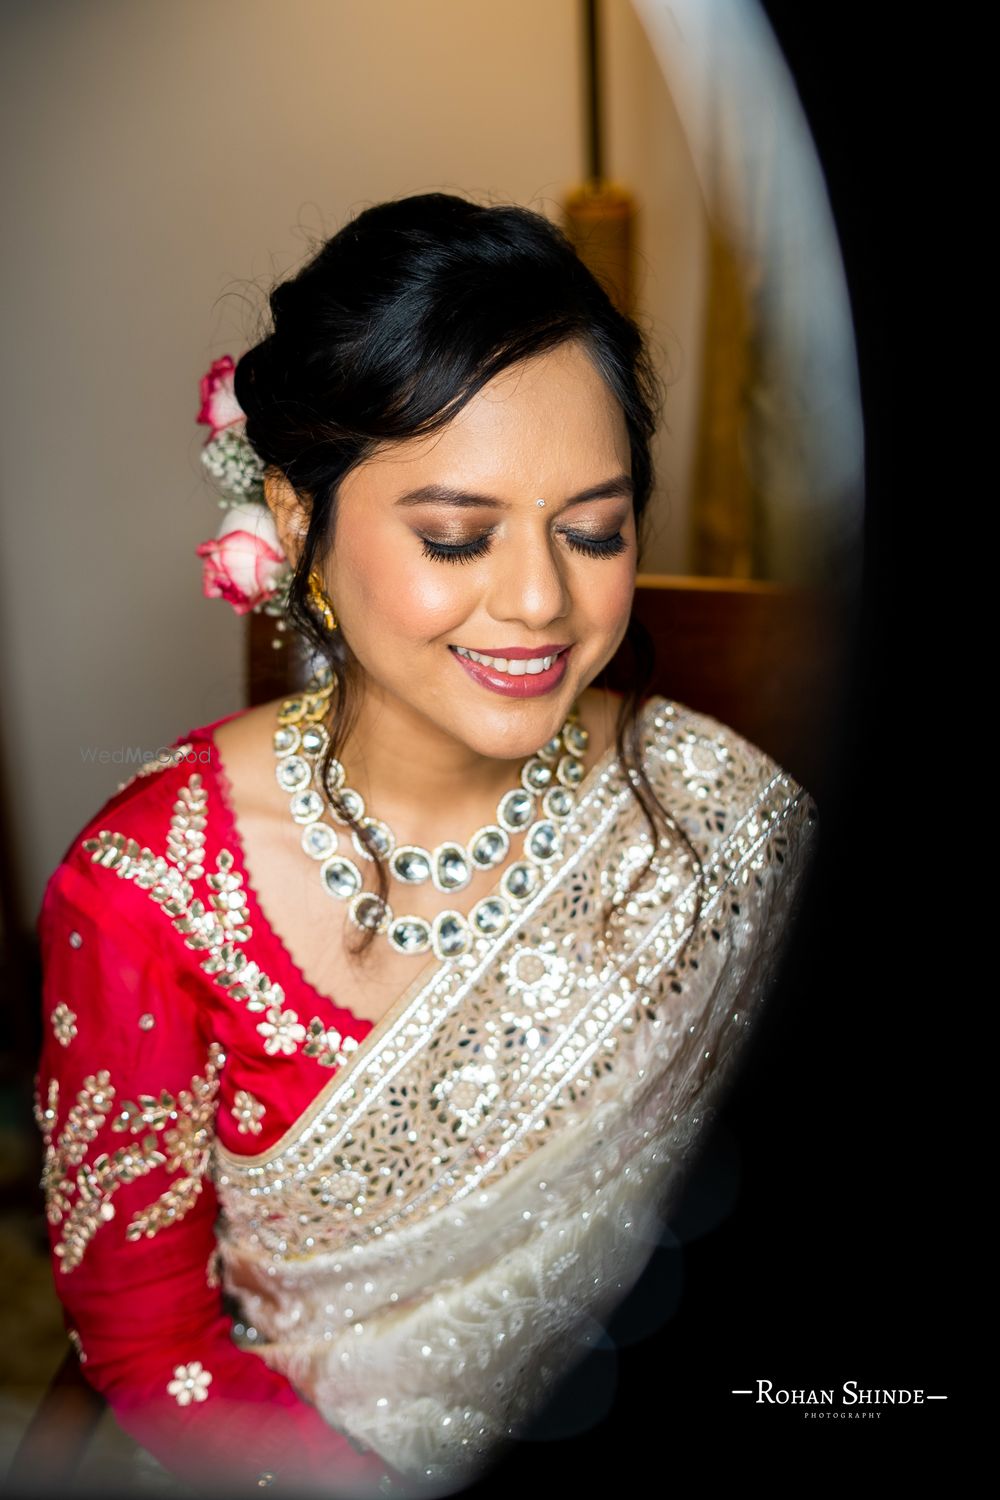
[273,665,590,960]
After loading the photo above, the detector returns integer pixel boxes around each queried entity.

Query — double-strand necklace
[272,666,590,960]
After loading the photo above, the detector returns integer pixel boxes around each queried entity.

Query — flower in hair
[196,355,266,502]
[195,501,288,617]
[194,355,291,618]
[197,355,244,438]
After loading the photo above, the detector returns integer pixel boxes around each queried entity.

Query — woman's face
[280,338,637,762]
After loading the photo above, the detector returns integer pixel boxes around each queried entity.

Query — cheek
[342,530,472,642]
[579,555,636,635]
[388,573,473,641]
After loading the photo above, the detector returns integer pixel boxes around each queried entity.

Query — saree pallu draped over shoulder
[211,696,819,1492]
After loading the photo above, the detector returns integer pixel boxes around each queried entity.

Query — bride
[33,193,819,1498]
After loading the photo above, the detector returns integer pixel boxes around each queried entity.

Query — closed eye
[419,530,627,565]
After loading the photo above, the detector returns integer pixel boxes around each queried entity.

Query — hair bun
[233,342,268,422]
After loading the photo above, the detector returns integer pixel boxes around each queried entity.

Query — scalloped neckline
[203,719,375,1038]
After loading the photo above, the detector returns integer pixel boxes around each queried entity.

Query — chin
[466,700,578,758]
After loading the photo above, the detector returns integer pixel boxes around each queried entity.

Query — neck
[334,681,569,838]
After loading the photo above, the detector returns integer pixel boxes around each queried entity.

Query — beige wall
[0,0,706,917]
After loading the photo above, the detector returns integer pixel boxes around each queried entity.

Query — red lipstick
[449,644,572,699]
[452,643,571,658]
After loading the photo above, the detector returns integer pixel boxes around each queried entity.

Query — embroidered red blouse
[33,710,401,1495]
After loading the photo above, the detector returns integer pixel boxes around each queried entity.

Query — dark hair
[234,191,706,959]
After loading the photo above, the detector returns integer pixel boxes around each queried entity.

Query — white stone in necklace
[272,666,590,961]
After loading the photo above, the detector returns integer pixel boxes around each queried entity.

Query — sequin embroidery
[50,1002,78,1048]
[38,1043,225,1272]
[80,796,357,1073]
[206,1244,222,1289]
[167,1360,212,1405]
[232,1090,266,1136]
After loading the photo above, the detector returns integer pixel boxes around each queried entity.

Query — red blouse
[33,710,402,1495]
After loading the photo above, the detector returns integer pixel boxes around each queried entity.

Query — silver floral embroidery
[32,1075,59,1147]
[500,946,570,1010]
[679,736,729,789]
[257,1005,307,1057]
[128,1176,203,1240]
[302,1020,361,1070]
[80,780,348,1071]
[431,1062,501,1137]
[37,1044,226,1271]
[167,1360,212,1405]
[116,1044,225,1242]
[166,777,208,883]
[50,1002,78,1047]
[40,1071,117,1232]
[232,1089,266,1136]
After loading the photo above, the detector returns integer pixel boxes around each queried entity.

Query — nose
[483,522,572,632]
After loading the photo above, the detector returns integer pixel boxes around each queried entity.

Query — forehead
[346,341,629,502]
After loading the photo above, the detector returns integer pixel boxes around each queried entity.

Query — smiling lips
[449,643,572,697]
[453,643,568,673]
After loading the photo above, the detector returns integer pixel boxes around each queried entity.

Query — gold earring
[307,569,338,632]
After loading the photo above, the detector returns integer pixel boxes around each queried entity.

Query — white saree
[211,694,819,1494]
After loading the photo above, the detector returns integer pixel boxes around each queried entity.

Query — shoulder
[576,686,818,826]
[37,718,228,950]
[640,694,814,805]
[630,696,820,883]
[611,699,822,954]
[210,695,285,820]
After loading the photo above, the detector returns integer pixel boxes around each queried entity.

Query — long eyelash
[566,531,627,559]
[420,531,627,565]
[420,534,492,565]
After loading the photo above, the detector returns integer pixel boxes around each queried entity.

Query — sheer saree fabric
[35,693,817,1497]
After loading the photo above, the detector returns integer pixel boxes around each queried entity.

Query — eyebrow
[393,473,635,510]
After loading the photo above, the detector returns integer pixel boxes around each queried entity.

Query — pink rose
[197,355,245,440]
[195,503,286,615]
